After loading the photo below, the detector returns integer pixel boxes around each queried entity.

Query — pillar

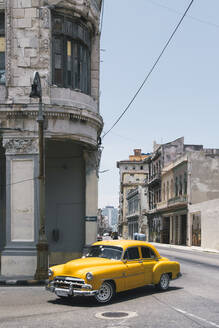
[1,137,39,276]
[178,215,182,245]
[170,216,173,244]
[83,149,99,246]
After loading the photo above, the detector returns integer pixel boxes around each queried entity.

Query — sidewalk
[0,275,46,287]
[150,242,219,255]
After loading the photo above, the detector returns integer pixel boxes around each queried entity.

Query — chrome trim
[55,276,84,282]
[46,278,97,297]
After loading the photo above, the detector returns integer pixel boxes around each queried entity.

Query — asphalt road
[0,247,219,328]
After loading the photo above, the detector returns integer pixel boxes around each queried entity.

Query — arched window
[52,13,91,94]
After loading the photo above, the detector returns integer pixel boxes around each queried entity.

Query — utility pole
[30,72,48,280]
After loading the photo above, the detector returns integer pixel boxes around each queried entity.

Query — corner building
[0,0,103,276]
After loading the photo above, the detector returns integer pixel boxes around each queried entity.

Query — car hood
[52,257,120,278]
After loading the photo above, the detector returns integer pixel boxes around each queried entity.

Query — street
[0,247,219,328]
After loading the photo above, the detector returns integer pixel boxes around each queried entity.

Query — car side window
[124,247,140,260]
[141,247,156,259]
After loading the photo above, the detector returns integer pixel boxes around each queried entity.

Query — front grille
[54,276,85,290]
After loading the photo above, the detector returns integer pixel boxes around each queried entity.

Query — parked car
[46,240,181,304]
[97,234,102,241]
[111,231,118,239]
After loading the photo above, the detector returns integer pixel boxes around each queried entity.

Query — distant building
[126,185,148,239]
[146,137,219,251]
[117,149,150,238]
[101,206,118,229]
[118,140,219,251]
[97,209,109,236]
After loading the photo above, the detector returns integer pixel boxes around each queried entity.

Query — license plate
[55,289,69,297]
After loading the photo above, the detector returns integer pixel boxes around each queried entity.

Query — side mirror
[122,259,127,264]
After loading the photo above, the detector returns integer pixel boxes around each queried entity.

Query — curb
[0,279,46,286]
[151,242,219,255]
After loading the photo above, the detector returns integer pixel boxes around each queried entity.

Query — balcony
[148,204,157,214]
[168,195,187,206]
[156,200,168,210]
[148,173,161,185]
[126,210,140,220]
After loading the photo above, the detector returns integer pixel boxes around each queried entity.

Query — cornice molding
[0,106,103,131]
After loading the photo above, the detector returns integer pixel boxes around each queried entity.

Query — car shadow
[48,285,183,308]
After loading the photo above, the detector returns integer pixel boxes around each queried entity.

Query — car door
[123,247,145,290]
[140,246,158,285]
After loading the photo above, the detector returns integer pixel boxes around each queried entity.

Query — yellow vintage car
[46,240,181,304]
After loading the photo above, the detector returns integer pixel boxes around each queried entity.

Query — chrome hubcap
[96,283,112,302]
[160,274,169,289]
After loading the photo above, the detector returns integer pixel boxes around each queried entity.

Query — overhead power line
[102,0,195,139]
[146,0,219,29]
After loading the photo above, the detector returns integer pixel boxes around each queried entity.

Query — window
[162,182,165,201]
[141,247,156,259]
[52,14,91,94]
[123,247,140,260]
[179,175,183,195]
[167,181,169,200]
[85,245,123,260]
[184,172,187,194]
[0,13,5,84]
[175,177,178,197]
[171,179,174,197]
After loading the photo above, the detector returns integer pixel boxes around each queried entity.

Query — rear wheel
[95,281,115,304]
[157,273,170,291]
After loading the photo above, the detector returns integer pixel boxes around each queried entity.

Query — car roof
[93,239,160,256]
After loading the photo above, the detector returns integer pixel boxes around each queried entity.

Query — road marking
[173,307,219,328]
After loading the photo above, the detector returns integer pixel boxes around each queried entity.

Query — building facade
[118,139,219,251]
[148,138,219,251]
[117,149,150,239]
[146,137,189,243]
[0,0,103,276]
[126,185,148,239]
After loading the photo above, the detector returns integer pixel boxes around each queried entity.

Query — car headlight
[48,269,53,277]
[86,272,93,281]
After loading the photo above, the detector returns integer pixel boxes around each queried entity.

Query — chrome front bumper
[46,280,98,297]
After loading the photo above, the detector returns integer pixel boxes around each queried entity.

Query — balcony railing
[126,210,140,219]
[148,173,161,184]
[156,200,168,210]
[168,195,187,206]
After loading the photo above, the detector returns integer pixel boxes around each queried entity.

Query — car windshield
[85,245,123,260]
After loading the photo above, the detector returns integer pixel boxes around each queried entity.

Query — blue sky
[98,0,219,209]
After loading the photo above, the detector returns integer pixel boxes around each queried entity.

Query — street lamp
[30,72,48,280]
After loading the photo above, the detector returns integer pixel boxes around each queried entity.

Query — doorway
[45,141,85,259]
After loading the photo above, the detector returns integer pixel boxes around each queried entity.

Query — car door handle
[138,260,143,263]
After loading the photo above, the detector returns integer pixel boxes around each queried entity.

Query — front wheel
[95,281,115,304]
[156,273,170,291]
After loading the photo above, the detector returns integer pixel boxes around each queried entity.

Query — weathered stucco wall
[189,199,219,250]
[189,152,219,204]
